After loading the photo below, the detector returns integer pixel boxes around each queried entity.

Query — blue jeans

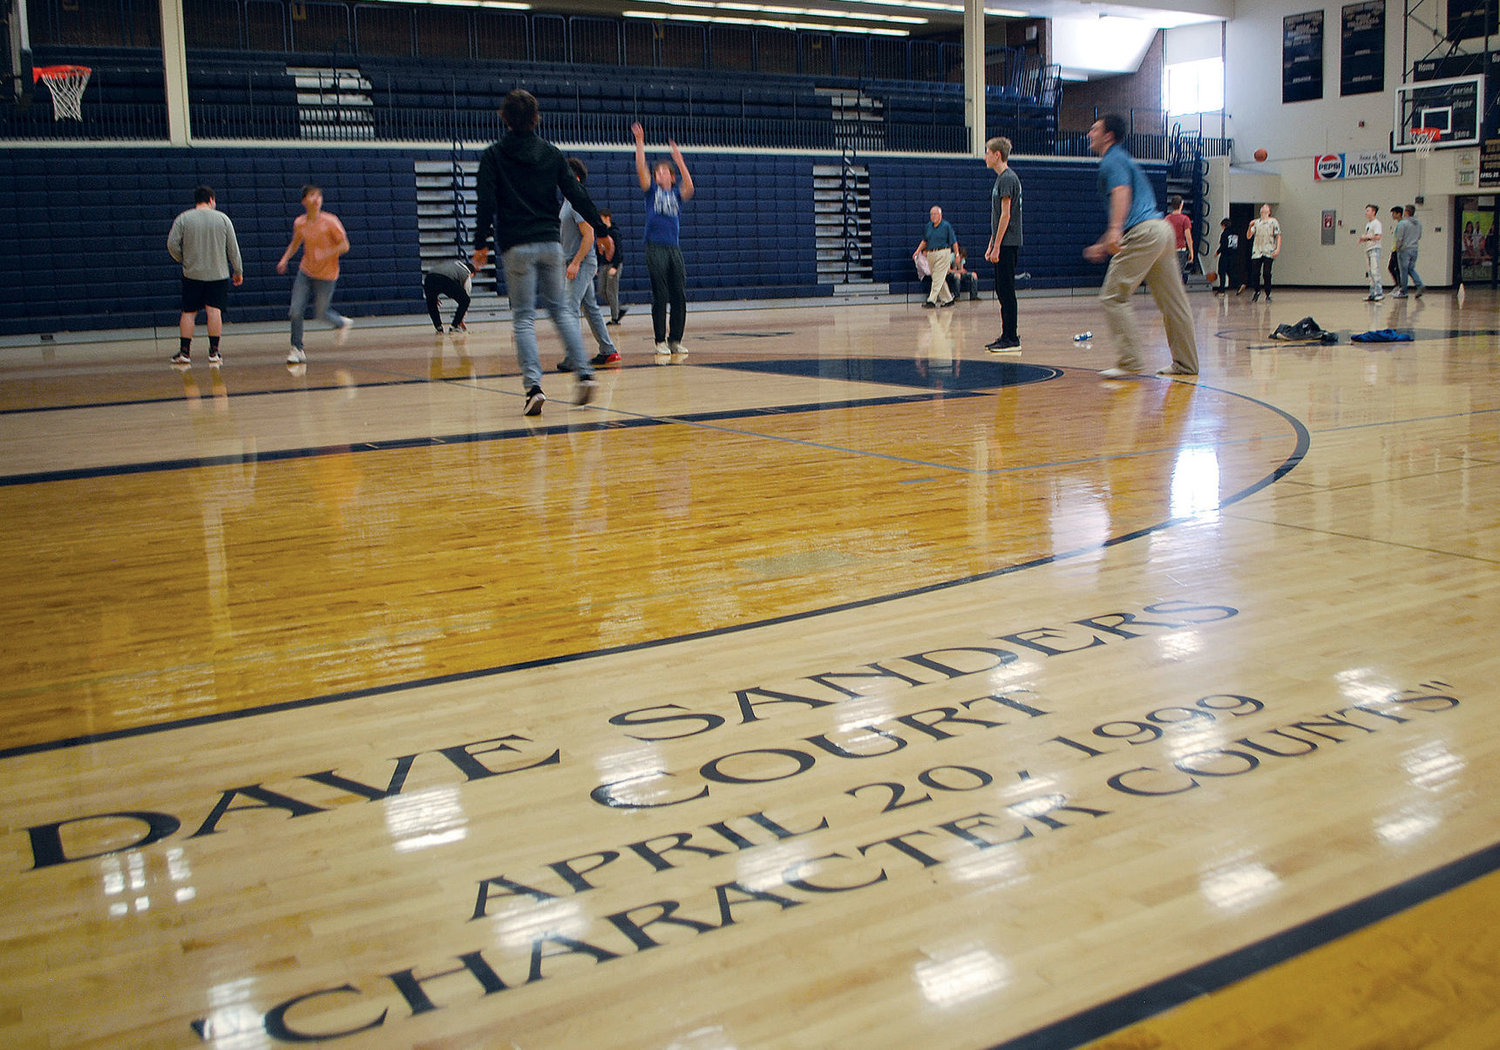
[503,240,590,391]
[289,271,346,350]
[567,255,615,354]
[1397,249,1424,293]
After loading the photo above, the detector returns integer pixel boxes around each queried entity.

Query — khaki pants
[1100,218,1198,373]
[926,248,954,305]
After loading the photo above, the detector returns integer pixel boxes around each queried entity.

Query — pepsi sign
[1314,154,1346,180]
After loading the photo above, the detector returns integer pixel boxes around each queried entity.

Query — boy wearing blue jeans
[473,91,607,415]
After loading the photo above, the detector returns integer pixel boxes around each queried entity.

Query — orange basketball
[1254,148,1268,162]
[1205,272,1219,283]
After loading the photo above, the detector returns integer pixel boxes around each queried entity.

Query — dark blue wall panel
[868,156,1168,291]
[0,147,1162,336]
[0,147,422,334]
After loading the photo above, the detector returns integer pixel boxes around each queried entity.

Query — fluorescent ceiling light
[718,2,927,23]
[623,10,910,35]
[806,0,1027,13]
[663,0,926,23]
[416,0,532,9]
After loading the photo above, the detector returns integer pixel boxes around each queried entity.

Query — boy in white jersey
[1358,203,1384,301]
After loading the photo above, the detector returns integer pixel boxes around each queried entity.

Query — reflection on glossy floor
[0,286,1497,1048]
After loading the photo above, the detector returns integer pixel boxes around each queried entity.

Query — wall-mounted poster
[1458,199,1494,282]
[1284,11,1324,103]
[1341,1,1385,96]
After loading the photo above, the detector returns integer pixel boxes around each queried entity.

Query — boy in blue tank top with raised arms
[632,122,695,357]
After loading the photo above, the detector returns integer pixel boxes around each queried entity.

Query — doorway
[1223,201,1255,290]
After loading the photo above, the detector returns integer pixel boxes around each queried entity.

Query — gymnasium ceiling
[514,0,1232,78]
[521,0,1233,35]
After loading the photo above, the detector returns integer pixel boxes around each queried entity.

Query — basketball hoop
[1412,127,1441,157]
[32,65,92,121]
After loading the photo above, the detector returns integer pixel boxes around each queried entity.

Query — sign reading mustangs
[1314,151,1404,180]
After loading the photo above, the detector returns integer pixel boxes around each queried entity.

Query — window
[1165,57,1223,116]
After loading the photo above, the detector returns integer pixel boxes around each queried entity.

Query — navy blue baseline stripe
[0,370,502,416]
[0,390,979,488]
[986,838,1500,1050]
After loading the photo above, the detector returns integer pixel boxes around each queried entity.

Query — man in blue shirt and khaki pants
[1083,114,1199,378]
[916,206,959,308]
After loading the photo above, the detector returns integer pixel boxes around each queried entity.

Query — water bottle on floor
[1073,331,1093,342]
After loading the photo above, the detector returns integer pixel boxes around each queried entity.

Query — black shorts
[181,277,230,313]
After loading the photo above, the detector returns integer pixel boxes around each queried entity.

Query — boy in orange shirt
[277,184,353,365]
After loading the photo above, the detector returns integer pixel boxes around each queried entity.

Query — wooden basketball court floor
[1,285,1498,1049]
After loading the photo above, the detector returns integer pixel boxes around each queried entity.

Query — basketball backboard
[5,0,34,104]
[1394,74,1483,151]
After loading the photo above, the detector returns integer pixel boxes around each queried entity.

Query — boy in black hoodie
[472,89,607,416]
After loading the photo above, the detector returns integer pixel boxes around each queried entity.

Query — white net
[36,66,92,121]
[1412,128,1440,157]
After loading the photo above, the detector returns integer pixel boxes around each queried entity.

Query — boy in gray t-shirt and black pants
[983,137,1023,352]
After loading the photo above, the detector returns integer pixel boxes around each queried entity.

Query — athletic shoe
[451,322,467,333]
[1157,366,1197,376]
[1265,296,1272,302]
[939,299,956,308]
[668,341,687,356]
[576,377,598,406]
[654,342,671,356]
[207,350,223,365]
[434,326,445,333]
[1414,289,1424,298]
[524,387,546,416]
[1364,295,1384,302]
[335,317,354,345]
[922,301,937,309]
[170,351,191,365]
[617,307,629,321]
[592,350,621,366]
[556,359,576,373]
[987,336,1021,353]
[287,347,306,364]
[1099,367,1139,380]
[1392,291,1407,299]
[1251,293,1259,302]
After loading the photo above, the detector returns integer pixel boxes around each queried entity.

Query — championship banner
[1341,1,1385,96]
[1283,11,1325,103]
[1313,151,1404,179]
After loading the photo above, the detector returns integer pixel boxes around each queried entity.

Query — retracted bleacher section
[0,148,420,334]
[0,141,1151,336]
[869,156,1169,296]
[0,146,828,335]
[187,54,301,140]
[7,0,1063,152]
[5,49,1057,152]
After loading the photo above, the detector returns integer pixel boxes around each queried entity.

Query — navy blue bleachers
[867,156,1166,293]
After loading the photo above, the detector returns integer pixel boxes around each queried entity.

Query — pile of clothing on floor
[1269,316,1339,343]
